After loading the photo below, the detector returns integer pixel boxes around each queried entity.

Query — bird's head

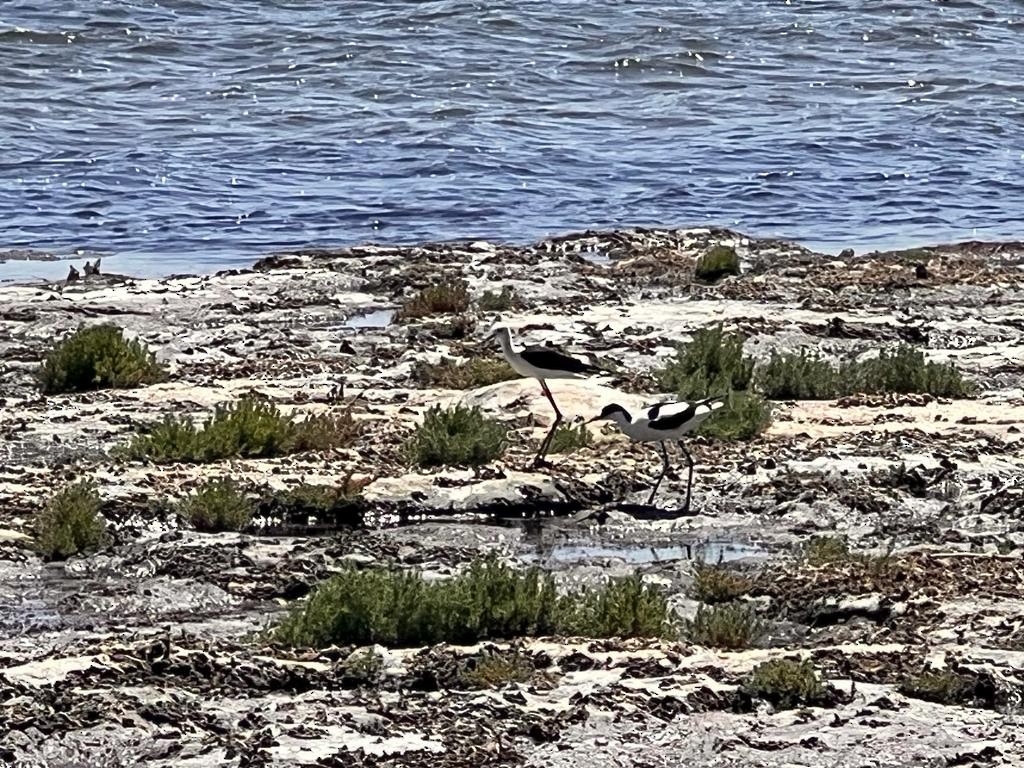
[587,403,630,424]
[490,325,511,344]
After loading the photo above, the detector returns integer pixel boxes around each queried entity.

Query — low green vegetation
[412,356,518,389]
[757,350,840,400]
[459,648,534,689]
[743,658,828,709]
[268,476,367,516]
[38,324,167,394]
[124,397,359,463]
[569,573,673,638]
[34,480,108,560]
[655,326,771,441]
[899,669,970,705]
[798,535,854,566]
[398,278,471,319]
[684,602,764,649]
[758,345,975,400]
[699,391,773,441]
[694,244,741,282]
[547,423,593,455]
[339,648,385,688]
[477,286,521,312]
[274,557,673,648]
[178,478,254,533]
[690,562,753,604]
[405,404,507,467]
[656,325,753,397]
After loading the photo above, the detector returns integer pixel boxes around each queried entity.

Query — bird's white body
[603,400,725,443]
[494,326,593,380]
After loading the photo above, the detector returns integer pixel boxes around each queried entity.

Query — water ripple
[1,0,1023,273]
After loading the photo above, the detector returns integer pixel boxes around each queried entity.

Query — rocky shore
[2,228,1023,767]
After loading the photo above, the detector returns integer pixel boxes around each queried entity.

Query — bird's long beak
[585,415,601,424]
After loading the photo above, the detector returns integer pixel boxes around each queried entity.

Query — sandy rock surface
[2,228,1023,766]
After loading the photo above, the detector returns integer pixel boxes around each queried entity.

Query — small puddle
[579,250,612,266]
[523,540,768,565]
[342,308,395,330]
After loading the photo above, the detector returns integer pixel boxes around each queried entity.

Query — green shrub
[547,423,593,455]
[743,658,827,709]
[405,404,507,467]
[566,573,674,638]
[690,562,753,604]
[274,557,673,648]
[459,649,534,689]
[412,357,518,389]
[695,245,740,282]
[477,286,521,312]
[34,480,107,560]
[841,344,975,397]
[758,345,974,399]
[655,326,769,441]
[684,603,764,649]
[38,324,166,394]
[339,648,385,688]
[798,535,853,566]
[697,391,772,441]
[656,325,753,397]
[269,476,368,515]
[757,350,841,400]
[398,278,471,319]
[178,478,254,532]
[125,398,359,463]
[899,670,970,704]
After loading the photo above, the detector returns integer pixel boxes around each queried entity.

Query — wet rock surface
[2,228,1024,766]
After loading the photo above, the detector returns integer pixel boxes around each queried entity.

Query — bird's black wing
[645,401,676,420]
[520,345,601,374]
[648,396,726,432]
[647,402,700,431]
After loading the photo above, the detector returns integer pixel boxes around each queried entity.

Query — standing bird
[492,326,602,467]
[588,396,726,510]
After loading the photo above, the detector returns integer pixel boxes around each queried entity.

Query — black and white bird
[588,396,726,510]
[492,325,603,466]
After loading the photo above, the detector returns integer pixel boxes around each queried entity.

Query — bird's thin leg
[646,441,671,506]
[678,441,695,514]
[532,380,563,467]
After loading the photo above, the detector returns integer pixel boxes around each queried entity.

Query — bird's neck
[496,330,516,357]
[610,412,634,429]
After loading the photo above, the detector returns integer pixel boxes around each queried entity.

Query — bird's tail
[700,394,730,411]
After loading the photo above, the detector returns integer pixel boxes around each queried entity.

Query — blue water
[2,0,1023,278]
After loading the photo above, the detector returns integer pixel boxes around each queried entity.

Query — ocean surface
[2,0,1023,279]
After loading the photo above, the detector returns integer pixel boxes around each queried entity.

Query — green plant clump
[899,670,970,705]
[412,357,518,390]
[758,345,974,399]
[274,557,673,648]
[743,658,827,709]
[690,562,753,604]
[843,344,975,397]
[798,535,853,566]
[655,326,770,441]
[757,350,841,400]
[34,480,108,560]
[477,286,521,312]
[694,244,741,282]
[405,404,507,467]
[178,477,254,533]
[459,649,535,689]
[38,324,167,394]
[547,423,593,455]
[684,602,764,649]
[398,278,471,319]
[125,398,359,463]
